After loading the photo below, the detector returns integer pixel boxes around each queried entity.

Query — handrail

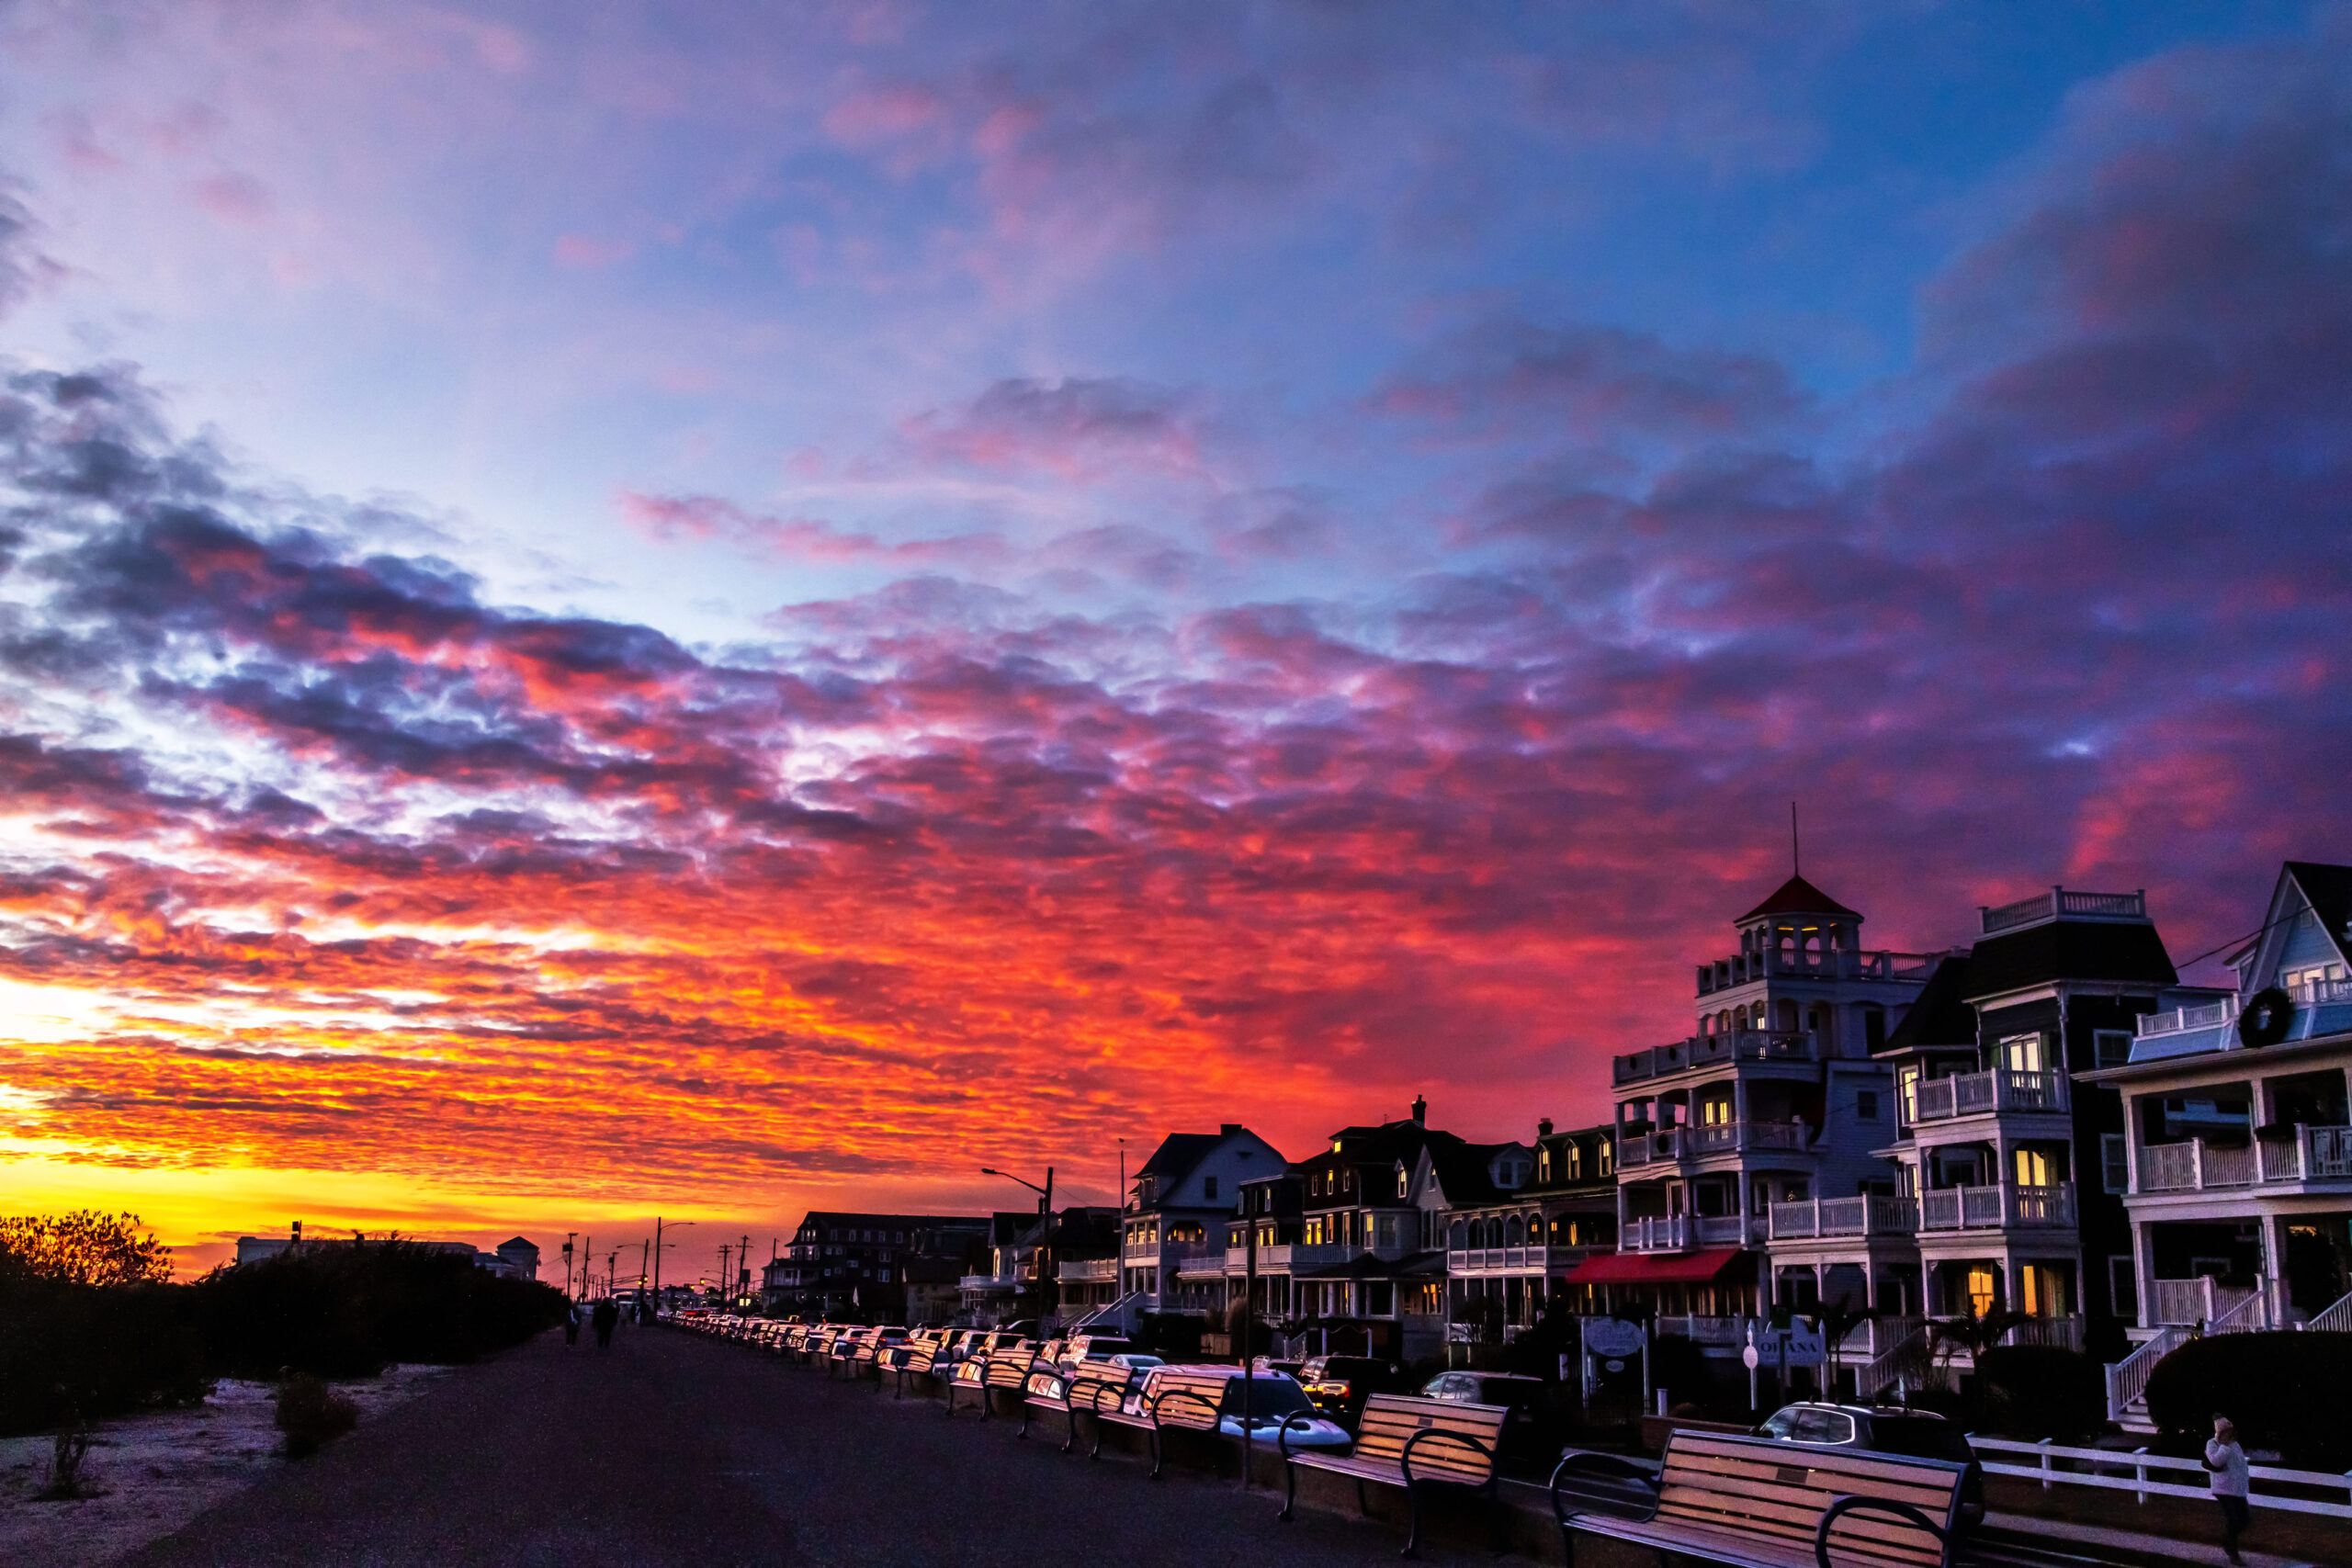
[1814,1495,1948,1568]
[2103,1325,2185,1419]
[1968,1437,2352,1518]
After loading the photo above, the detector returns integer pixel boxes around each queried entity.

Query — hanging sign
[1584,1318,1647,1358]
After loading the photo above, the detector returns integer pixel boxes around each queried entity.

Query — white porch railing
[2312,1289,2352,1333]
[1769,1195,1919,1239]
[1911,1066,2069,1122]
[1917,1181,2075,1230]
[2143,1126,2351,1190]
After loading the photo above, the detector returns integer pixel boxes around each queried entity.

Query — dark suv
[1419,1371,1563,1475]
[1752,1402,1984,1529]
[1299,1354,1408,1427]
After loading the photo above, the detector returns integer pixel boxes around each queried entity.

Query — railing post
[2191,1139,2204,1190]
[2040,1438,2053,1490]
[2133,1447,2149,1506]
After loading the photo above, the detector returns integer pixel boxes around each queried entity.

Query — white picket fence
[1970,1437,2352,1520]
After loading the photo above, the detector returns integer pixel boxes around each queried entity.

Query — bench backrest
[1069,1360,1133,1412]
[1656,1432,1964,1568]
[902,1343,939,1373]
[1352,1394,1508,1483]
[984,1348,1037,1388]
[950,1358,988,1387]
[1145,1369,1233,1431]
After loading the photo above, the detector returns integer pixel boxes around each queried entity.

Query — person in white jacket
[2204,1414,2250,1564]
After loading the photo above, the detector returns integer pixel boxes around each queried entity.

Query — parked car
[1751,1403,1984,1529]
[1299,1354,1409,1427]
[1105,1352,1164,1372]
[1417,1371,1564,1476]
[1129,1366,1351,1449]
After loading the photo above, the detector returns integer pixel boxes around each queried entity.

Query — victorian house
[1097,1124,1284,1328]
[2086,863,2352,1425]
[1582,875,1936,1331]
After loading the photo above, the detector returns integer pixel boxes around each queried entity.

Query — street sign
[1583,1318,1646,1358]
[1741,1344,1760,1370]
[1782,1326,1826,1368]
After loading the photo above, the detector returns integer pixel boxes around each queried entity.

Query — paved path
[126,1325,1487,1568]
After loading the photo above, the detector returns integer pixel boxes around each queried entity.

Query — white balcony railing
[1619,1121,1811,1166]
[1057,1258,1117,1284]
[2142,1127,2352,1190]
[1981,887,2144,934]
[1917,1182,2075,1231]
[1622,1214,1763,1252]
[1909,1066,2069,1123]
[1769,1194,1919,1240]
[1613,1030,1821,1085]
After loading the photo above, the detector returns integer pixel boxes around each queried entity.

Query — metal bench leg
[1060,1411,1078,1454]
[1358,1479,1370,1516]
[1148,1427,1164,1481]
[1018,1404,1031,1438]
[1401,1480,1422,1560]
[1277,1459,1297,1522]
[1087,1412,1105,1461]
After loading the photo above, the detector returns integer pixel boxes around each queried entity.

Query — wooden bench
[1548,1430,1967,1568]
[974,1342,1036,1420]
[885,1340,939,1399]
[825,1328,868,1376]
[1089,1367,1230,1479]
[943,1354,992,1418]
[1279,1392,1507,1559]
[1018,1359,1132,1450]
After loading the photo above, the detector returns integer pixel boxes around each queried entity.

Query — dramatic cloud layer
[0,3,2346,1268]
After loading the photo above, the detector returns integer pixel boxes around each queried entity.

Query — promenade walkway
[124,1322,1486,1567]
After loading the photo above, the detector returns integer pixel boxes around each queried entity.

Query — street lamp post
[981,1166,1056,1327]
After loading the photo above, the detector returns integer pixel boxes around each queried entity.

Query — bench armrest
[1400,1426,1496,1487]
[1815,1495,1949,1568]
[1548,1450,1661,1524]
[1274,1411,1323,1461]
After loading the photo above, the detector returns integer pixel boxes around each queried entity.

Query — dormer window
[1396,1162,1408,1199]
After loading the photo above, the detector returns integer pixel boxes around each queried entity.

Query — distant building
[231,1222,537,1278]
[763,1212,992,1320]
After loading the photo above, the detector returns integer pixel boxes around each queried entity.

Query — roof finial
[1791,800,1801,878]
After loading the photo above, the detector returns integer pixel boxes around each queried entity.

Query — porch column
[1733,1075,1750,1128]
[1863,1263,1880,1310]
[2136,1220,2159,1331]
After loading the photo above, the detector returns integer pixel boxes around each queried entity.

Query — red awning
[1563,1248,1747,1286]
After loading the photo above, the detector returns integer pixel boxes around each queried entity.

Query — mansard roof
[1880,954,1977,1051]
[1737,874,1860,923]
[1965,919,2177,1000]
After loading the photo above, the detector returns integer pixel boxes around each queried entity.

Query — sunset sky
[1,2,2347,1278]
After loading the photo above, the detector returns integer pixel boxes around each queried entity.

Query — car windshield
[1220,1377,1315,1418]
[1869,1419,1974,1462]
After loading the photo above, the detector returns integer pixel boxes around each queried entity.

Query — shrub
[2144,1331,2352,1471]
[1973,1344,2108,1441]
[275,1373,359,1458]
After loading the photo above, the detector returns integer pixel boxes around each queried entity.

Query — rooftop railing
[1695,947,1942,996]
[1614,1030,1820,1085]
[1980,886,2147,935]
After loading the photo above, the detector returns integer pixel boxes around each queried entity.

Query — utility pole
[563,1232,575,1297]
[718,1243,731,1304]
[580,1235,591,1300]
[739,1233,751,1303]
[639,1237,650,1305]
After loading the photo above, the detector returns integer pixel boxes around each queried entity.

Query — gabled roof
[1881,955,1977,1051]
[1135,1132,1223,1183]
[2285,862,2352,967]
[1421,1141,1517,1206]
[1965,919,2177,1000]
[1738,874,1860,923]
[1321,1118,1458,1166]
[496,1235,537,1253]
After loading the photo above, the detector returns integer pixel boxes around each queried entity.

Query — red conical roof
[1738,874,1860,922]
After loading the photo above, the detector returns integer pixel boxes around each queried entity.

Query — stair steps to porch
[2104,1287,2352,1428]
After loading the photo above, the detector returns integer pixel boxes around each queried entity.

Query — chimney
[1221,1123,1242,1136]
[1410,1095,1427,1125]
[1538,1118,1554,1138]
[290,1220,302,1243]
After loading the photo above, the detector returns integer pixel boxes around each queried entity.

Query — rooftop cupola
[1735,874,1862,969]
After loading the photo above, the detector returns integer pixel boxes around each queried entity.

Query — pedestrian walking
[564,1299,582,1348]
[593,1295,619,1350]
[2204,1414,2251,1564]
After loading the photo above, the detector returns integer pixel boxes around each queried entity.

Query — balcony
[2138,1126,2352,1191]
[959,1272,1017,1292]
[1768,1195,1919,1241]
[2137,981,2352,1048]
[1980,886,2146,935]
[1057,1258,1117,1284]
[1621,1214,1766,1252]
[1447,1244,1585,1276]
[1220,1242,1352,1274]
[1617,1120,1811,1168]
[1917,1181,2075,1232]
[1908,1066,2069,1123]
[1613,1032,1819,1086]
[1694,947,1941,996]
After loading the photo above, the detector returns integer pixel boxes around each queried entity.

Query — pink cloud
[618,491,1007,568]
[552,233,634,269]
